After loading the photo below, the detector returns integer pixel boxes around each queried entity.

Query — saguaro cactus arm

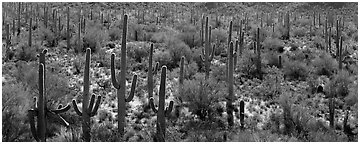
[28,109,40,142]
[125,75,137,102]
[150,97,159,113]
[72,100,82,116]
[165,101,174,117]
[91,95,102,117]
[52,104,71,114]
[111,53,120,89]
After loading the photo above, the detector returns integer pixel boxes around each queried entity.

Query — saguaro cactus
[284,11,290,40]
[72,48,102,142]
[256,28,262,79]
[148,43,159,99]
[240,100,245,128]
[227,41,235,128]
[110,14,138,138]
[338,36,343,70]
[200,16,215,80]
[150,66,174,142]
[29,17,32,47]
[67,6,70,51]
[28,50,71,142]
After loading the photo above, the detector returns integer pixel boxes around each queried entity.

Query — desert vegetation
[2,2,358,142]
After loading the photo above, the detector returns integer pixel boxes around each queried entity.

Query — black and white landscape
[2,2,358,142]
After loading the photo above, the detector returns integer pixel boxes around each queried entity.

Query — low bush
[283,60,309,81]
[325,70,352,99]
[2,82,33,142]
[180,73,226,121]
[237,49,258,78]
[311,52,338,77]
[292,27,307,38]
[83,22,108,53]
[108,27,122,41]
[262,37,284,52]
[166,37,192,69]
[153,50,173,68]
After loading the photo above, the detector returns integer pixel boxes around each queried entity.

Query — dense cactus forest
[1,2,358,142]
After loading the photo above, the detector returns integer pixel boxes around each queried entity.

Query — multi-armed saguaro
[28,50,71,142]
[72,48,102,142]
[200,16,215,80]
[150,66,174,142]
[110,14,138,138]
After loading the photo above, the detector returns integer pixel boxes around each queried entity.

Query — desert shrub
[283,60,309,81]
[13,61,71,106]
[211,28,228,55]
[294,18,312,27]
[325,70,352,99]
[311,52,338,77]
[312,35,326,49]
[91,120,120,142]
[14,42,39,62]
[177,30,197,47]
[150,32,167,43]
[292,27,307,38]
[166,37,192,69]
[181,60,199,80]
[143,23,160,33]
[237,49,258,78]
[128,23,145,41]
[254,66,284,100]
[153,50,173,68]
[38,27,57,47]
[262,37,284,52]
[2,82,33,142]
[344,82,357,107]
[127,42,149,63]
[83,22,108,53]
[250,27,268,43]
[180,73,226,121]
[211,64,227,82]
[108,27,122,41]
[191,48,205,71]
[264,52,282,68]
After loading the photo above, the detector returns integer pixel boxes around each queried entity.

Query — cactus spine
[72,48,102,142]
[28,50,71,142]
[110,15,138,138]
[150,66,174,142]
[227,41,235,128]
[200,16,215,80]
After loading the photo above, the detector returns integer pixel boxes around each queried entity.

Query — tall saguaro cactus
[227,41,235,128]
[148,43,159,99]
[284,11,290,40]
[110,14,138,138]
[67,6,70,51]
[29,17,32,47]
[150,66,174,142]
[72,48,102,142]
[256,28,262,79]
[200,16,215,80]
[28,50,71,142]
